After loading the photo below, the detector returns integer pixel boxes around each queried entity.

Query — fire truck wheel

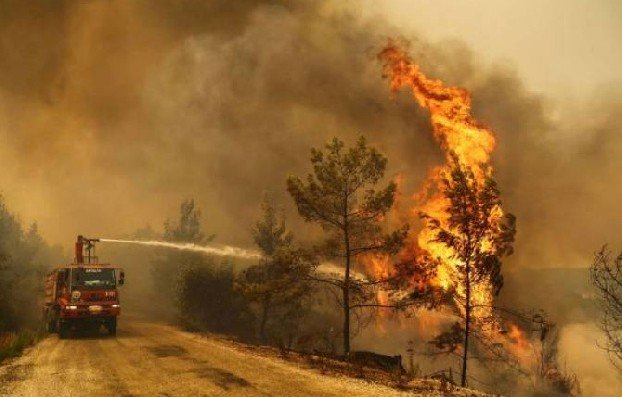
[107,318,117,336]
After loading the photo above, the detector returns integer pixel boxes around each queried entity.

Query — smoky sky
[0,0,620,269]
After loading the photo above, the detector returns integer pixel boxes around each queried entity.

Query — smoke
[0,0,441,250]
[0,1,621,392]
[99,238,261,259]
[558,323,622,397]
[0,1,619,270]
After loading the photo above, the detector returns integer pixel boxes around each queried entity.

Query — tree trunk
[343,238,351,354]
[461,259,471,387]
[343,203,351,355]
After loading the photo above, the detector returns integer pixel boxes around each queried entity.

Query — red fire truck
[43,236,125,338]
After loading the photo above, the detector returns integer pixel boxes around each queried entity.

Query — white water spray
[99,239,262,259]
[99,239,378,287]
[99,239,367,278]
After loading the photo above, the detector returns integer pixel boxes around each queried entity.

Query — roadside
[190,332,492,397]
[0,318,493,397]
[0,329,44,364]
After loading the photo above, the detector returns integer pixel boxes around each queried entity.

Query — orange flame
[379,43,495,167]
[353,40,534,372]
[361,253,392,334]
[506,323,534,368]
[507,324,531,351]
[377,42,503,319]
[360,174,403,310]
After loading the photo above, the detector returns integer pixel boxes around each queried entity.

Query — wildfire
[378,44,495,168]
[507,324,531,351]
[357,40,535,378]
[506,323,534,367]
[362,253,392,334]
[375,42,503,319]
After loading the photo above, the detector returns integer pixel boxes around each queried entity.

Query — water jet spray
[98,238,262,260]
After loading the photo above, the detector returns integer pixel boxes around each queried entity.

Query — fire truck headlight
[66,305,78,310]
[111,304,120,308]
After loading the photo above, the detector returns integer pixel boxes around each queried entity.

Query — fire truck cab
[43,236,125,338]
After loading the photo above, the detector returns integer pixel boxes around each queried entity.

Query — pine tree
[422,156,516,386]
[236,196,313,342]
[287,136,407,353]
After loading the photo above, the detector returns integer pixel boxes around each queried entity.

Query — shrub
[0,329,43,363]
[177,261,255,339]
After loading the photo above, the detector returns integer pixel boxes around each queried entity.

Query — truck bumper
[60,305,120,320]
[60,316,116,327]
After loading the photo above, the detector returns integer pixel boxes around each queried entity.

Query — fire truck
[43,236,125,338]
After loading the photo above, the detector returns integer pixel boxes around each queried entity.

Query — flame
[366,254,391,289]
[506,323,534,368]
[362,253,391,334]
[346,40,537,375]
[507,324,531,351]
[377,42,503,321]
[360,174,403,313]
[373,42,538,372]
[379,44,495,167]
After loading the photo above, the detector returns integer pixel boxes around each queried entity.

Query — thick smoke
[1,1,620,269]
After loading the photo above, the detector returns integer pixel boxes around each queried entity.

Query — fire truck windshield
[71,268,116,289]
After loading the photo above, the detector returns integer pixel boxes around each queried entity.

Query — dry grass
[0,329,42,363]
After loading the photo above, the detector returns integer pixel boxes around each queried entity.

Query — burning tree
[591,246,622,372]
[287,136,408,354]
[424,157,516,387]
[378,42,518,387]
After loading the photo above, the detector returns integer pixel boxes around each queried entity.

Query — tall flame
[363,41,535,375]
[377,42,502,318]
[378,44,495,166]
[364,253,392,334]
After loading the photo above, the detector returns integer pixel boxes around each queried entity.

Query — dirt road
[0,319,417,397]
